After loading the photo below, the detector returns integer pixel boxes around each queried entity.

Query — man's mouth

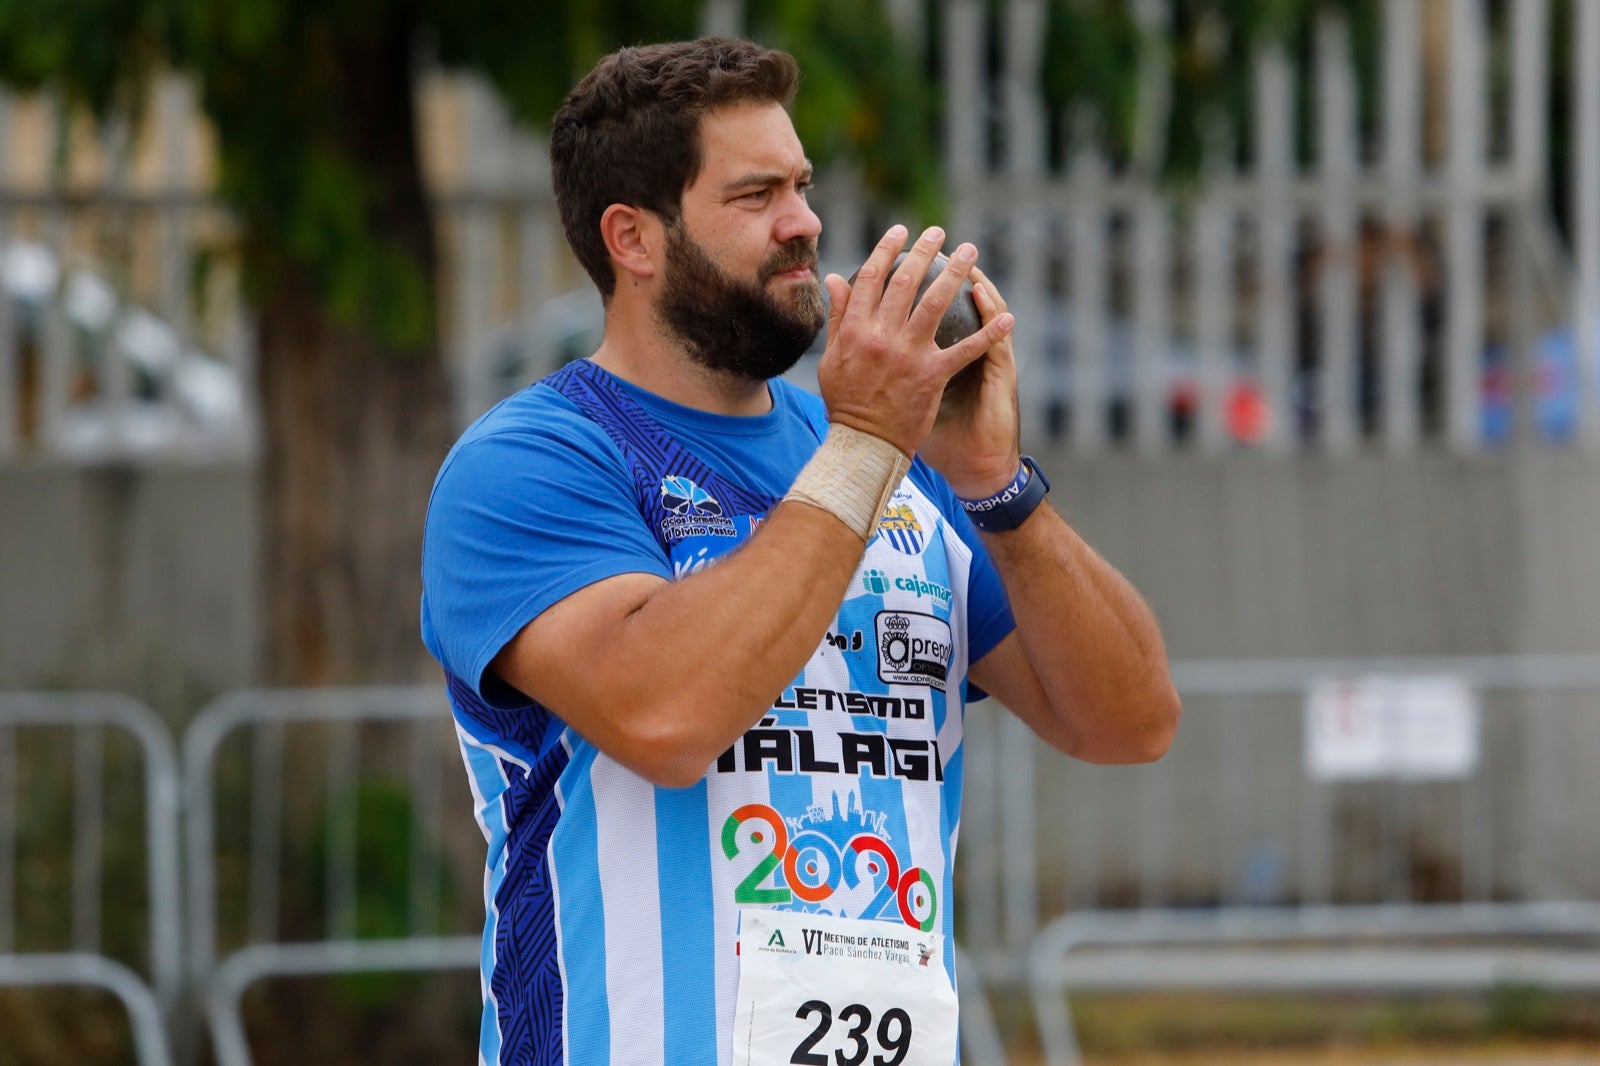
[763,250,819,283]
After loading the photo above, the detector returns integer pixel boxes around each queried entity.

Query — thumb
[824,274,850,342]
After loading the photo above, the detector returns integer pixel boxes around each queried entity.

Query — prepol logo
[876,610,953,691]
[862,568,892,595]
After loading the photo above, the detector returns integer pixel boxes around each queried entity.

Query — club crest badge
[877,502,925,555]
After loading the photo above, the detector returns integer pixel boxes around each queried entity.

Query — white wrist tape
[785,423,911,541]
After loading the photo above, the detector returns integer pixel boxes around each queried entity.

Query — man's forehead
[693,102,809,184]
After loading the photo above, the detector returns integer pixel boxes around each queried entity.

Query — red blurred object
[1227,381,1269,443]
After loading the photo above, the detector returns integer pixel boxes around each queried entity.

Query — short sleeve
[907,460,1017,670]
[421,405,672,707]
[948,502,1015,665]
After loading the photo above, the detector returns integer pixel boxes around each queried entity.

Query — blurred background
[2,0,1600,1062]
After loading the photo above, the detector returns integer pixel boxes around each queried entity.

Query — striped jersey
[421,360,1014,1065]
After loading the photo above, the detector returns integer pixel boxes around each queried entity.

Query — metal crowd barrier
[1024,655,1600,1066]
[183,685,477,1066]
[0,693,181,1066]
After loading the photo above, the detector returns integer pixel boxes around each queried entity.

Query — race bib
[731,909,959,1066]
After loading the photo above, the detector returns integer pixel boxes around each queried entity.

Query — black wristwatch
[958,456,1051,532]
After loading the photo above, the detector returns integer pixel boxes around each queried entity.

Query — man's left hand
[918,265,1024,499]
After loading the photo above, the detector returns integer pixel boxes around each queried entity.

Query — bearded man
[421,36,1179,1066]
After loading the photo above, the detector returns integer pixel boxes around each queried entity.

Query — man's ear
[601,204,662,284]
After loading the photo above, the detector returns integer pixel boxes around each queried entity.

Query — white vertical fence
[1379,0,1423,450]
[0,1,1596,462]
[1316,14,1359,453]
[1578,0,1600,448]
[0,74,250,463]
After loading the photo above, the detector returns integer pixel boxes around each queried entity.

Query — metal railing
[0,692,181,1066]
[1017,655,1600,1066]
[182,686,477,1066]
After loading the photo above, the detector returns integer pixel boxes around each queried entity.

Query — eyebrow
[721,164,814,194]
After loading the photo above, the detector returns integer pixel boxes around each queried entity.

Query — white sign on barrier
[1305,675,1480,781]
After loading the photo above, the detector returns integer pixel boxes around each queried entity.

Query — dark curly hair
[551,37,800,299]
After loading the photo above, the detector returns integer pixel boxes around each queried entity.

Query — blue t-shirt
[421,360,1014,1065]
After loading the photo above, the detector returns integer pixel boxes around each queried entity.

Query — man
[421,36,1178,1066]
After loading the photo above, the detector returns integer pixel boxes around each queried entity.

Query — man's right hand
[818,225,1015,456]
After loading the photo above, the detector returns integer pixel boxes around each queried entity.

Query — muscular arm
[924,266,1178,763]
[491,501,865,787]
[967,504,1179,763]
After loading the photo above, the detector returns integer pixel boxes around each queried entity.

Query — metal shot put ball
[846,252,986,422]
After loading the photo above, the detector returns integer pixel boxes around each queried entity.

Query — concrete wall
[0,461,259,715]
[7,451,1600,698]
[1023,450,1600,663]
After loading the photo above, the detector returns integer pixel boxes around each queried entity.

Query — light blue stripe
[462,737,511,1066]
[940,735,964,990]
[922,525,955,736]
[552,778,611,1066]
[656,782,716,1061]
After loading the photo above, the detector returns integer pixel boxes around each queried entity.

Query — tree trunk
[254,26,454,686]
[257,276,452,686]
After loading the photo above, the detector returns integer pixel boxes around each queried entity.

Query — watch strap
[958,456,1051,532]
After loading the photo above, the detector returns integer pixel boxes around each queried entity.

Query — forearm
[983,503,1179,762]
[495,499,867,787]
[497,423,907,787]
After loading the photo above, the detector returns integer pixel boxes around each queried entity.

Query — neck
[589,301,775,417]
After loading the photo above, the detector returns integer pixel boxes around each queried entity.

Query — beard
[656,222,825,382]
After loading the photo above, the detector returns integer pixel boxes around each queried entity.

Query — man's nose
[775,191,822,245]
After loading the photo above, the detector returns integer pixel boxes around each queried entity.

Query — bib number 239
[790,999,912,1065]
[733,909,958,1066]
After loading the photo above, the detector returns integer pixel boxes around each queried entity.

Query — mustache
[759,241,819,284]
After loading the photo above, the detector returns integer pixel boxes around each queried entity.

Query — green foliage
[0,0,941,346]
[1487,982,1566,1038]
[0,0,165,115]
[748,0,942,219]
[0,0,1389,339]
[430,0,702,127]
[1042,0,1381,177]
[299,777,456,1007]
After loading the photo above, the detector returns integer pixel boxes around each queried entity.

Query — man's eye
[740,190,771,204]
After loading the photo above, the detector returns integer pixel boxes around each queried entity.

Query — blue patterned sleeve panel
[421,388,675,710]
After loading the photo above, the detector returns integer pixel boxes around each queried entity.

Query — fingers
[823,274,851,339]
[968,265,1010,320]
[907,241,978,343]
[965,264,1015,369]
[842,224,909,326]
[876,225,948,328]
[942,305,1014,374]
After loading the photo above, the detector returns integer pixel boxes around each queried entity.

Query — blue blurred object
[1481,316,1600,445]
